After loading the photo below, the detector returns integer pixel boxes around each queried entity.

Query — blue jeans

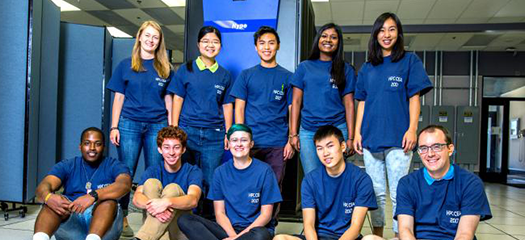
[299,123,348,175]
[117,116,167,214]
[363,148,412,233]
[180,125,225,193]
[55,204,123,240]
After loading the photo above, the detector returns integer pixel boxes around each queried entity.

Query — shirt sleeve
[167,65,187,98]
[47,159,71,183]
[222,71,235,104]
[290,63,305,90]
[106,60,127,94]
[110,157,130,180]
[460,175,492,220]
[207,168,224,200]
[286,72,293,106]
[301,176,316,209]
[355,171,378,210]
[341,63,356,96]
[188,166,203,190]
[354,66,367,101]
[406,53,433,98]
[394,177,415,219]
[229,70,248,101]
[260,167,283,205]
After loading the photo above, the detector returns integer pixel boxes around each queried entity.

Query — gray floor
[1,183,525,240]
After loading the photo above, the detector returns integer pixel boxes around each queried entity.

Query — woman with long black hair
[353,12,433,237]
[290,23,356,174]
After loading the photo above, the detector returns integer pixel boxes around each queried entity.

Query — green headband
[227,124,253,140]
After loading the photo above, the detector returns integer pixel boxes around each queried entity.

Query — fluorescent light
[50,0,80,11]
[161,0,186,7]
[311,0,329,2]
[461,45,486,49]
[107,27,133,38]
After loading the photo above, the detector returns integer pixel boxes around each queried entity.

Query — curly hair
[156,126,188,148]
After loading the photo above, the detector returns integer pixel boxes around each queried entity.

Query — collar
[196,56,219,73]
[424,164,454,185]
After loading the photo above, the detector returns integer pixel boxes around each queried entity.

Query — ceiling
[55,0,525,63]
[57,0,186,61]
[312,0,525,51]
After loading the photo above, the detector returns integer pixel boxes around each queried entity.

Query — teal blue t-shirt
[167,61,233,129]
[355,53,433,152]
[107,58,172,123]
[395,164,492,240]
[230,64,292,148]
[139,162,203,193]
[48,156,130,201]
[208,159,282,231]
[290,60,355,131]
[302,163,377,238]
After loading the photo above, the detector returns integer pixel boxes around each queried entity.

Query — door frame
[479,98,509,183]
[480,97,525,183]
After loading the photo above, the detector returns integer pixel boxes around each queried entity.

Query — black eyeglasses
[417,143,448,154]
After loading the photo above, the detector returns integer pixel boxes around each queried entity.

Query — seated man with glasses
[363,124,492,240]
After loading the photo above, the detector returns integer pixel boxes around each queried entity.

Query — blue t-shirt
[48,156,130,201]
[302,163,377,238]
[107,58,172,123]
[208,158,282,231]
[230,64,293,148]
[290,60,355,131]
[167,61,234,129]
[139,162,203,193]
[355,53,433,153]
[395,164,492,240]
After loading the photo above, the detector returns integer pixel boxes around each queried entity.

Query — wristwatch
[89,190,99,202]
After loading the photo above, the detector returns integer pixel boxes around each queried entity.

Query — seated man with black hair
[274,125,377,240]
[132,126,202,240]
[363,125,492,240]
[33,127,131,240]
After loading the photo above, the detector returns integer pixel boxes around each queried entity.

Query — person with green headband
[178,124,282,240]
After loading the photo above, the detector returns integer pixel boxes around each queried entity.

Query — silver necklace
[81,159,101,192]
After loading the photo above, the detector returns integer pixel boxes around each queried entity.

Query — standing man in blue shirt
[33,127,132,240]
[274,125,377,240]
[132,126,203,240]
[230,26,295,188]
[363,125,492,240]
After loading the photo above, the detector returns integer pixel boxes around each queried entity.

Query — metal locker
[455,106,480,165]
[431,106,456,161]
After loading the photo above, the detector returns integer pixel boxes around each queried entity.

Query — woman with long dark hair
[167,26,233,216]
[353,12,433,237]
[290,23,356,174]
[106,20,173,236]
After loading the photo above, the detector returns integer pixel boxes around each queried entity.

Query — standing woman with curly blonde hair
[106,20,173,236]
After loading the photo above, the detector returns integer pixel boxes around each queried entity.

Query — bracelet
[44,193,52,204]
[110,127,118,131]
[289,134,298,139]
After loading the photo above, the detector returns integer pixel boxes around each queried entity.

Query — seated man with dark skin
[363,125,492,240]
[274,125,377,240]
[33,127,132,240]
[132,126,202,240]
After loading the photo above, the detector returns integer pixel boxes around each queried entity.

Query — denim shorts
[54,204,123,240]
